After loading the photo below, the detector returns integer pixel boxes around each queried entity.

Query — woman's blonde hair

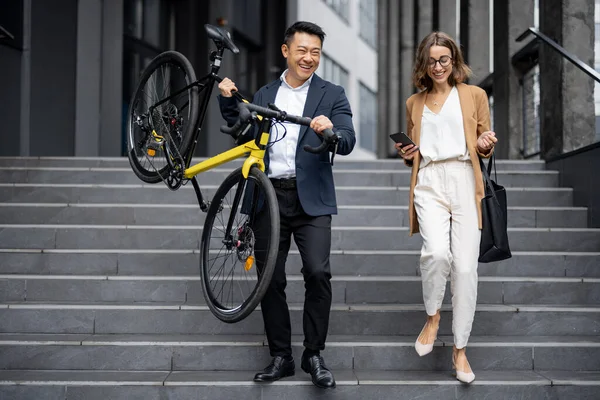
[412,31,472,91]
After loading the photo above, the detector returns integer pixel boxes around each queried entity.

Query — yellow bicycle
[125,25,339,323]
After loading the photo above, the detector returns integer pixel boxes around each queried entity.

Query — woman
[396,32,497,384]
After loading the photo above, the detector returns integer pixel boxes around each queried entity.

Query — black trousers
[254,184,332,357]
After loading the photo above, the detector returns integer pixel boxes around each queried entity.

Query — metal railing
[515,27,600,160]
[0,24,15,40]
[516,27,600,83]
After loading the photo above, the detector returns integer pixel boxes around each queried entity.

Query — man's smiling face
[281,32,322,88]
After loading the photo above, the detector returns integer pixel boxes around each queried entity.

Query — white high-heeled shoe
[414,323,438,357]
[453,354,475,384]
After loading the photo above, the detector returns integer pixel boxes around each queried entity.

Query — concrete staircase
[0,157,599,400]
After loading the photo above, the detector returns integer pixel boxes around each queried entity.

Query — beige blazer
[405,83,493,236]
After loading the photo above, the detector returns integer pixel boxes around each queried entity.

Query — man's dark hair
[283,21,326,46]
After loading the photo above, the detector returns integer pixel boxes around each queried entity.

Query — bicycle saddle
[204,24,239,54]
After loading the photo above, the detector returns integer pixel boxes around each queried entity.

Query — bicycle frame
[151,48,269,181]
[145,43,275,214]
[183,126,271,180]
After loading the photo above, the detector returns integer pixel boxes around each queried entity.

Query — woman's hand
[477,131,497,153]
[395,143,419,161]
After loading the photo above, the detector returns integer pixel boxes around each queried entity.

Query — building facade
[0,0,597,161]
[0,0,378,159]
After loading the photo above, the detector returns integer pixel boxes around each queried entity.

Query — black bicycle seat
[204,24,239,54]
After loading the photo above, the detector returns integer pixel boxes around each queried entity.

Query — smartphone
[389,132,416,147]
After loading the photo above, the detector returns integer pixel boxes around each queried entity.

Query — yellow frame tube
[183,132,270,179]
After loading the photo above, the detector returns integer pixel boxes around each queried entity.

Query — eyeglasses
[428,55,452,68]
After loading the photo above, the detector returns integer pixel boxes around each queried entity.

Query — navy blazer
[217,74,356,216]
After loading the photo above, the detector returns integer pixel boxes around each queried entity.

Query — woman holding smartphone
[395,31,497,384]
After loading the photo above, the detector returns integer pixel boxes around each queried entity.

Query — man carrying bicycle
[217,21,355,389]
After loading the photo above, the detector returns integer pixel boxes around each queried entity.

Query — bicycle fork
[223,175,261,271]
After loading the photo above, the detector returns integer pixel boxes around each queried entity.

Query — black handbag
[478,154,512,263]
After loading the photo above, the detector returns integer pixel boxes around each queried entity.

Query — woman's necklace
[429,89,450,107]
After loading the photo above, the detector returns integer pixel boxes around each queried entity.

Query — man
[217,21,355,389]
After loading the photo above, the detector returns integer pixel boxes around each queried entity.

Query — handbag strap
[490,152,498,182]
[479,155,494,192]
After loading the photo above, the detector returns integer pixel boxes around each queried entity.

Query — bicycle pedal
[146,135,164,157]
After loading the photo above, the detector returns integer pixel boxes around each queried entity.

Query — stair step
[0,203,587,228]
[0,183,575,206]
[1,303,598,336]
[0,370,598,400]
[0,225,598,251]
[0,166,560,187]
[1,275,598,305]
[0,334,598,371]
[0,156,547,170]
[1,250,597,277]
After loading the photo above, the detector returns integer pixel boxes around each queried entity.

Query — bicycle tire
[127,51,199,183]
[200,166,279,323]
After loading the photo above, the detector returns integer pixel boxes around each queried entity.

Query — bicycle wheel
[127,51,199,184]
[200,166,280,323]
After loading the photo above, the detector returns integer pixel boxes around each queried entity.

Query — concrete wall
[29,0,78,156]
[0,45,23,156]
[547,143,600,227]
[493,0,535,159]
[539,0,596,159]
[75,0,102,157]
[468,0,491,83]
[0,0,25,156]
[377,0,404,158]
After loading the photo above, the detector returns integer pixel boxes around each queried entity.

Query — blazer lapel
[298,74,326,143]
[456,83,477,147]
[261,80,280,105]
[411,91,427,147]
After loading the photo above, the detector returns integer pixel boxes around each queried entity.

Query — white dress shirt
[419,86,470,169]
[267,70,313,179]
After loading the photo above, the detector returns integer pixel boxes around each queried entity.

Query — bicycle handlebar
[219,102,340,155]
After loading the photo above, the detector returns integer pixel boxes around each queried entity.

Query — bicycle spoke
[208,245,229,281]
[201,167,278,322]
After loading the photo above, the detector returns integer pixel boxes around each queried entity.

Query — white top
[267,70,313,179]
[419,86,470,169]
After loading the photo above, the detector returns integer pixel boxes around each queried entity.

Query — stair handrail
[516,27,600,84]
[0,24,15,40]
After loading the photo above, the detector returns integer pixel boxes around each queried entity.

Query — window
[359,0,377,49]
[320,53,349,89]
[322,0,350,23]
[359,82,378,153]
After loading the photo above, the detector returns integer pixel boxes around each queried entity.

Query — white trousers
[413,159,480,349]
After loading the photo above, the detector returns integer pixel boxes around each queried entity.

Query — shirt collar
[280,69,313,90]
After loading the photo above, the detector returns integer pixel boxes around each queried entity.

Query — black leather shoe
[301,354,336,388]
[253,356,295,382]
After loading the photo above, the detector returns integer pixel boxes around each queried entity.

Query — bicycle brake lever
[330,142,338,166]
